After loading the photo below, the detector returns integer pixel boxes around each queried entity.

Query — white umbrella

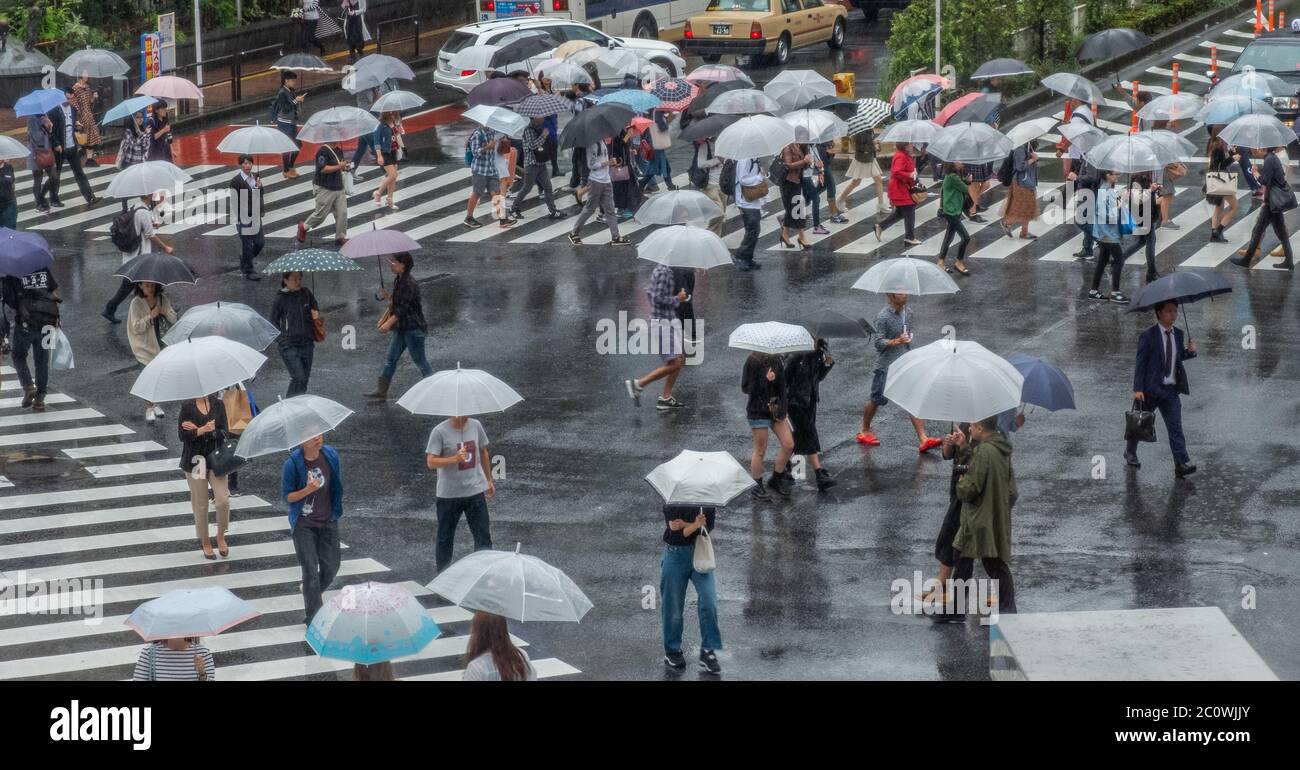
[636,225,732,269]
[297,106,380,144]
[764,69,837,111]
[1087,133,1178,173]
[59,47,131,79]
[1137,93,1203,123]
[883,339,1024,422]
[728,322,815,355]
[706,88,782,115]
[370,89,426,113]
[234,395,354,459]
[879,119,941,145]
[646,450,755,506]
[1058,122,1108,155]
[449,44,504,73]
[536,59,592,90]
[306,582,440,664]
[216,124,300,156]
[0,135,30,161]
[635,190,722,225]
[428,545,593,623]
[782,109,848,144]
[852,257,960,296]
[1041,72,1103,105]
[126,588,258,641]
[105,160,192,199]
[1210,68,1290,101]
[163,301,279,350]
[1218,114,1298,150]
[568,47,648,80]
[928,121,1014,163]
[1003,116,1058,149]
[462,104,528,139]
[716,115,796,159]
[130,337,266,403]
[396,363,524,417]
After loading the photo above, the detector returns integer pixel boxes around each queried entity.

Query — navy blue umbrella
[1128,268,1232,341]
[0,228,53,277]
[1005,354,1075,411]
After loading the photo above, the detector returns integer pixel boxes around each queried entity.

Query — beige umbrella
[554,40,598,60]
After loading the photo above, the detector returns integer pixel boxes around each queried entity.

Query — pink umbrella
[889,74,950,105]
[136,75,204,101]
[933,92,983,126]
[629,116,653,133]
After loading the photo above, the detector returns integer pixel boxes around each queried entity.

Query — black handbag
[205,431,247,477]
[1124,400,1157,443]
[1267,184,1297,213]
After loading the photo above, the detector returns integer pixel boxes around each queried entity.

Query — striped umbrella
[846,97,891,136]
[515,93,571,118]
[264,249,364,274]
[649,78,698,111]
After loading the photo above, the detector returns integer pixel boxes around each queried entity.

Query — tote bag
[693,525,716,573]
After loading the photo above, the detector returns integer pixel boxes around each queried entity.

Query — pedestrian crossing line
[151,167,294,235]
[232,166,436,240]
[10,162,116,193]
[760,177,918,253]
[453,186,583,245]
[0,407,102,430]
[1147,66,1212,85]
[17,539,334,585]
[1051,109,1132,135]
[407,657,582,681]
[1,366,14,375]
[584,176,694,246]
[839,183,998,256]
[1220,30,1255,41]
[28,165,227,232]
[1198,38,1246,54]
[13,165,190,226]
[0,479,188,511]
[84,458,182,479]
[931,183,1064,259]
[260,168,472,239]
[1175,52,1233,69]
[0,514,287,562]
[1180,205,1271,267]
[0,393,75,410]
[1120,80,1174,97]
[61,441,168,459]
[0,496,270,537]
[0,424,133,448]
[1249,227,1300,270]
[199,173,329,237]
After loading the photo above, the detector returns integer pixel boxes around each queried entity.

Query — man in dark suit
[1126,299,1197,477]
[230,154,264,281]
[47,88,97,206]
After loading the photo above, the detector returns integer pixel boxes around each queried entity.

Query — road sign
[158,12,177,72]
[140,33,162,81]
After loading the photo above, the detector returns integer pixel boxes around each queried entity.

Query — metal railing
[376,15,421,59]
[234,43,288,104]
[170,55,239,115]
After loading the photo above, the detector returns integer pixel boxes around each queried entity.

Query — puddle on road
[0,450,81,483]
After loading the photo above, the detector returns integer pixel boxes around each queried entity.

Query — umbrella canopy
[1217,114,1298,150]
[1004,116,1059,148]
[934,92,988,126]
[970,57,1033,81]
[1128,269,1232,311]
[646,450,755,507]
[59,47,130,78]
[1041,72,1103,105]
[0,229,52,277]
[892,78,945,119]
[536,59,592,90]
[636,225,731,269]
[113,252,198,285]
[1141,129,1196,160]
[130,337,266,403]
[396,363,524,417]
[568,47,648,80]
[764,70,836,111]
[466,77,532,108]
[1005,353,1076,411]
[598,88,661,112]
[782,109,848,144]
[890,74,949,106]
[648,78,698,111]
[554,39,599,60]
[796,309,875,339]
[728,322,815,355]
[1077,27,1153,62]
[272,52,331,72]
[163,301,279,350]
[354,53,416,81]
[879,119,941,145]
[846,97,892,136]
[686,63,753,85]
[635,190,723,225]
[217,124,300,156]
[715,114,796,159]
[492,31,561,69]
[679,113,740,142]
[802,94,859,116]
[340,229,421,258]
[234,395,354,458]
[370,90,426,113]
[427,546,593,622]
[1086,133,1178,173]
[101,95,158,125]
[927,121,1014,163]
[851,257,960,296]
[13,88,67,117]
[105,160,192,198]
[706,88,782,115]
[515,93,571,118]
[883,339,1024,422]
[463,104,528,138]
[943,92,1003,126]
[298,106,380,143]
[264,249,363,273]
[1058,122,1108,154]
[126,588,259,641]
[630,116,654,134]
[1138,93,1203,123]
[306,582,440,664]
[1208,67,1289,101]
[1196,95,1274,126]
[688,79,748,117]
[0,135,30,161]
[558,103,636,149]
[136,75,204,101]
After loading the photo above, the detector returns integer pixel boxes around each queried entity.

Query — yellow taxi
[683,0,848,66]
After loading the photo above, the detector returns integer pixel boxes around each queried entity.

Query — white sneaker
[145,409,156,423]
[152,405,165,418]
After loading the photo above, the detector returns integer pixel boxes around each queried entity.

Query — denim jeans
[11,322,49,394]
[435,493,492,574]
[735,207,761,262]
[642,148,670,188]
[293,520,341,624]
[280,341,314,397]
[381,328,433,380]
[660,543,722,653]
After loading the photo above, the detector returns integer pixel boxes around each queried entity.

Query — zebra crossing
[0,375,580,681]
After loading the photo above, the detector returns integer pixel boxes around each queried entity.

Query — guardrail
[376,15,421,59]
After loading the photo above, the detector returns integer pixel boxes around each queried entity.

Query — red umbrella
[629,116,653,133]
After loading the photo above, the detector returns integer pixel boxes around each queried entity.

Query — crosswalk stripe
[407,657,581,681]
[1250,227,1300,270]
[0,424,133,447]
[84,458,182,479]
[11,162,115,193]
[838,183,999,256]
[1052,109,1132,134]
[583,174,694,246]
[1120,80,1174,96]
[243,167,435,240]
[0,479,188,511]
[446,186,584,244]
[928,183,1064,259]
[0,407,101,430]
[13,169,139,225]
[61,441,168,459]
[16,539,330,585]
[151,167,294,235]
[1220,30,1255,42]
[1147,65,1212,84]
[0,393,75,410]
[259,168,471,239]
[85,165,284,233]
[0,513,286,562]
[1175,52,1233,69]
[27,165,227,231]
[0,496,271,536]
[1180,204,1273,267]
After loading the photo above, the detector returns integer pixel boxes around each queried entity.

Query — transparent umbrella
[764,69,836,111]
[1210,68,1290,101]
[1217,114,1298,150]
[59,47,130,79]
[163,301,280,350]
[636,225,732,269]
[427,545,594,623]
[879,119,941,145]
[851,257,960,295]
[782,109,848,143]
[298,107,380,143]
[136,75,204,101]
[634,190,722,225]
[463,104,528,138]
[926,121,1013,163]
[105,160,192,198]
[883,339,1024,422]
[235,395,353,458]
[1003,116,1059,149]
[646,450,755,506]
[0,135,30,161]
[130,337,267,403]
[370,90,426,113]
[1086,133,1178,173]
[687,63,753,86]
[715,115,796,159]
[1041,72,1103,105]
[306,582,441,664]
[396,363,524,417]
[706,88,782,115]
[1196,95,1274,125]
[1138,93,1203,122]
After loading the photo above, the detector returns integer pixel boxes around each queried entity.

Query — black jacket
[741,353,786,421]
[270,287,318,348]
[272,86,299,124]
[784,348,833,411]
[1259,152,1288,191]
[177,397,229,472]
[230,171,266,235]
[390,272,426,332]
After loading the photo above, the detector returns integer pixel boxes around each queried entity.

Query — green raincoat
[952,431,1017,560]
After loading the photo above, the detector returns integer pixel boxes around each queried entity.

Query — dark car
[1231,30,1300,129]
[848,0,910,23]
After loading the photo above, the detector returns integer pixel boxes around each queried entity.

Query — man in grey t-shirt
[855,292,942,454]
[425,416,496,574]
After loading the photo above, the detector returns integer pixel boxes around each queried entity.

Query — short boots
[766,470,793,498]
[365,376,391,401]
[31,392,45,412]
[21,386,36,409]
[815,467,837,492]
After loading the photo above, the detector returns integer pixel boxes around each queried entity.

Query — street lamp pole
[934,0,941,75]
[194,0,204,86]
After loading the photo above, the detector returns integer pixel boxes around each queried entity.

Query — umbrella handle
[1180,303,1193,344]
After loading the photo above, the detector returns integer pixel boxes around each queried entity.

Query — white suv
[434,18,687,94]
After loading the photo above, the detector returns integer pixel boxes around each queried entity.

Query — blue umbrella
[0,228,53,277]
[101,95,159,125]
[13,88,67,117]
[1127,268,1232,342]
[126,587,259,640]
[1005,354,1076,411]
[598,89,661,113]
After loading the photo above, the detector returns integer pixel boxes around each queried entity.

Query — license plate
[711,24,731,35]
[495,1,542,16]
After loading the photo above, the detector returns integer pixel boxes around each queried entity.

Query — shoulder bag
[741,179,769,201]
[1164,162,1188,182]
[909,185,928,205]
[1267,183,1298,213]
[1204,171,1238,197]
[608,162,630,182]
[377,305,396,332]
[205,430,247,477]
[692,522,716,573]
[1124,399,1157,443]
[34,147,55,169]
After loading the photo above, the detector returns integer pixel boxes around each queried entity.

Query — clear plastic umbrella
[687,63,753,86]
[883,339,1024,422]
[706,88,782,115]
[272,52,332,72]
[463,104,528,138]
[536,59,592,90]
[396,363,524,417]
[306,582,440,664]
[646,450,755,506]
[216,124,300,156]
[131,337,266,403]
[728,322,815,355]
[1196,95,1274,125]
[927,121,1014,163]
[636,225,732,269]
[1141,129,1196,160]
[764,69,836,112]
[568,47,647,80]
[298,107,380,143]
[879,119,941,145]
[59,47,130,78]
[1137,93,1203,122]
[0,135,30,161]
[782,109,848,143]
[715,115,796,159]
[1210,68,1290,101]
[126,588,259,641]
[347,53,416,93]
[634,190,722,225]
[1041,72,1103,105]
[1003,116,1058,148]
[163,301,279,350]
[235,395,354,459]
[105,160,192,198]
[427,545,594,623]
[851,257,960,295]
[1058,122,1108,154]
[370,90,426,113]
[1085,133,1178,173]
[1218,114,1298,150]
[136,75,204,101]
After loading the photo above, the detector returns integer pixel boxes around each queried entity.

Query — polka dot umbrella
[264,248,364,274]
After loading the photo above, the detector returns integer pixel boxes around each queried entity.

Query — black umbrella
[466,77,532,108]
[559,103,637,150]
[688,79,747,118]
[1076,28,1153,84]
[946,92,1003,126]
[802,94,859,117]
[796,310,874,339]
[112,252,198,286]
[1127,269,1232,342]
[680,113,740,143]
[491,32,561,70]
[970,58,1033,81]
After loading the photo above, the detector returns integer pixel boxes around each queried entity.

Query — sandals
[937,260,952,273]
[954,262,971,276]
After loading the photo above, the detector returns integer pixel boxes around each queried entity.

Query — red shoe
[855,432,880,446]
[296,221,307,243]
[919,437,943,453]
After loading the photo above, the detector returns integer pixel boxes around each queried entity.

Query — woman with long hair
[742,352,795,500]
[874,142,922,246]
[1205,127,1240,243]
[999,143,1039,239]
[366,252,432,400]
[462,611,536,681]
[126,281,176,423]
[178,392,231,559]
[777,140,812,249]
[371,112,400,209]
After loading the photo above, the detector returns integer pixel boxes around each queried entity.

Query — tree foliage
[881,1,1017,97]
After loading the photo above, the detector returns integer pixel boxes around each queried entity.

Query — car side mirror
[608,39,618,49]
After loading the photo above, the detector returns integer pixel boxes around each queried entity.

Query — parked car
[682,0,848,67]
[1230,29,1300,128]
[434,17,688,94]
[846,0,910,23]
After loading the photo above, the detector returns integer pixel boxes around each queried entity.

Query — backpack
[110,206,144,255]
[718,159,737,195]
[18,287,59,328]
[996,151,1015,186]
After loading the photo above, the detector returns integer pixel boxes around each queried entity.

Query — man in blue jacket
[282,434,343,624]
[1125,300,1197,478]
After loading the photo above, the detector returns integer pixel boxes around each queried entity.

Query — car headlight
[1272,96,1300,110]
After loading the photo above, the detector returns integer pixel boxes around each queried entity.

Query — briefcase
[1124,400,1156,443]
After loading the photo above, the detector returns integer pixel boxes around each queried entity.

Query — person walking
[874,142,922,246]
[4,265,59,412]
[490,134,517,223]
[132,638,215,681]
[117,113,152,183]
[104,195,173,323]
[462,611,536,680]
[784,338,836,492]
[567,138,629,244]
[341,0,367,62]
[818,139,847,224]
[48,88,97,205]
[742,352,795,500]
[921,422,972,610]
[856,292,942,452]
[950,415,1018,614]
[999,143,1039,239]
[1088,169,1130,303]
[1061,98,1094,178]
[510,117,563,220]
[798,140,826,235]
[1231,145,1294,270]
[732,156,765,271]
[68,74,101,164]
[299,0,327,57]
[126,281,175,423]
[694,137,726,233]
[1121,171,1162,284]
[1205,128,1240,244]
[270,271,319,397]
[777,140,812,249]
[230,154,265,280]
[937,161,972,276]
[178,393,231,560]
[659,504,722,674]
[1068,161,1099,260]
[144,101,174,163]
[0,158,16,229]
[464,124,513,229]
[370,112,400,210]
[838,128,888,213]
[1125,299,1198,478]
[366,252,432,400]
[426,414,495,575]
[26,113,57,214]
[640,111,676,192]
[282,433,343,623]
[609,126,642,220]
[624,263,688,410]
[353,661,396,681]
[271,71,304,179]
[295,141,351,246]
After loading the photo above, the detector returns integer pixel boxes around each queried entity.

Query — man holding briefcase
[1125,300,1197,478]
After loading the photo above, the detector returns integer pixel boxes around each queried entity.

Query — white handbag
[1205,171,1238,197]
[692,523,716,574]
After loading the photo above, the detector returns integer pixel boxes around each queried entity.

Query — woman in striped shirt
[132,638,215,681]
